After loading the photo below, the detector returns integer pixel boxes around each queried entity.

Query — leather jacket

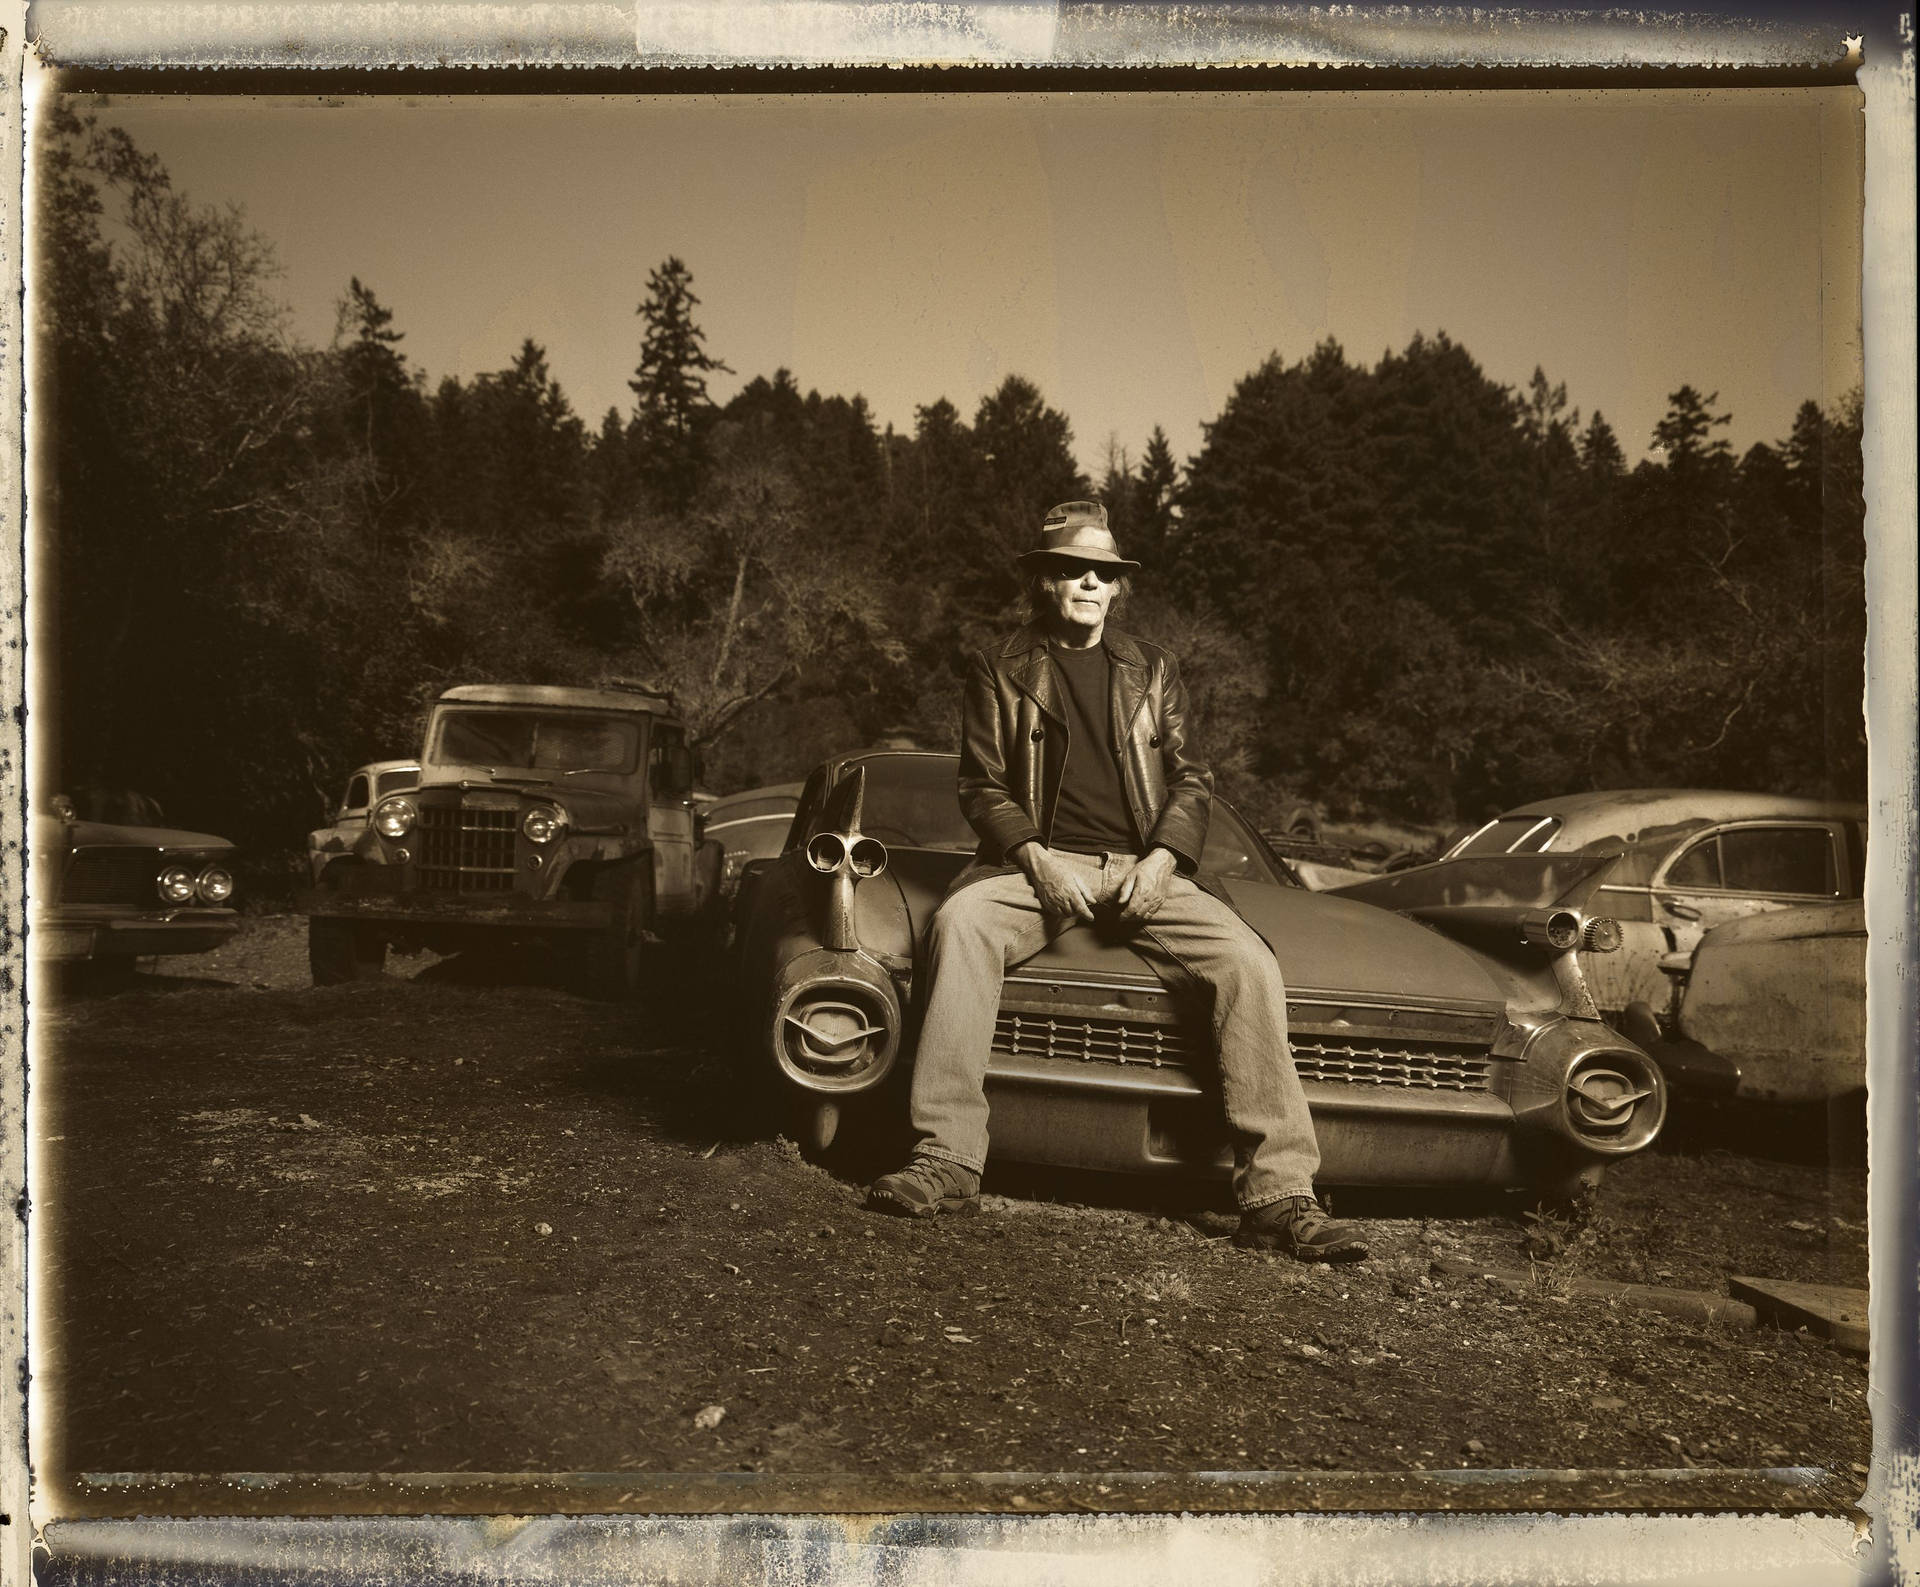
[951,622,1216,893]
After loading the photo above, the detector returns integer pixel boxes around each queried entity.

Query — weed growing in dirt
[1522,1206,1609,1297]
[1119,1269,1194,1308]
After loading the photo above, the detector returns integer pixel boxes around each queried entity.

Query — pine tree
[1578,411,1625,476]
[1136,426,1180,564]
[628,256,732,512]
[1652,384,1734,470]
[336,278,426,551]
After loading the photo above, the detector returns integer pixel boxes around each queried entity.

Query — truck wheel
[585,871,652,1002]
[585,924,645,1001]
[309,917,386,985]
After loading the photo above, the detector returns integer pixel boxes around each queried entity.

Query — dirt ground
[29,916,1874,1517]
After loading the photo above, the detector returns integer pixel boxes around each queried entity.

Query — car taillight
[1582,917,1623,953]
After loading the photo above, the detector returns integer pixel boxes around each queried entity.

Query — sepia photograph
[4,13,1914,1581]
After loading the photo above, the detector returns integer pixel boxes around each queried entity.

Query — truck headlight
[522,804,567,844]
[156,864,198,904]
[195,865,235,904]
[373,797,416,838]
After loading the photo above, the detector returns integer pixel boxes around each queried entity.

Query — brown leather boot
[866,1155,981,1218]
[1232,1196,1370,1262]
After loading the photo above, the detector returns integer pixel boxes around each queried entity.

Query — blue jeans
[908,850,1321,1210]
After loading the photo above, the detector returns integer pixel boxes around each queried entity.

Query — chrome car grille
[995,1010,1197,1068]
[1289,1035,1492,1092]
[993,1010,1492,1092]
[416,804,518,893]
[61,848,162,907]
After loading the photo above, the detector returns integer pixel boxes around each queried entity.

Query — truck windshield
[431,710,640,774]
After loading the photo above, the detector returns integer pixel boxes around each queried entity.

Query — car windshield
[373,768,419,799]
[851,758,978,850]
[430,710,640,774]
[847,755,1290,882]
[1200,803,1287,886]
[1452,814,1561,857]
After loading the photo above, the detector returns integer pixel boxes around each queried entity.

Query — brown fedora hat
[1015,500,1142,572]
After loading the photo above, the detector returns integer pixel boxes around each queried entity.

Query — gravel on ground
[28,916,1873,1516]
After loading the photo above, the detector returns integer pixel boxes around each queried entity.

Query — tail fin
[819,763,867,837]
[1332,851,1623,914]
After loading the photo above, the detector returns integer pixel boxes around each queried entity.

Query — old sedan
[732,750,1667,1203]
[1625,898,1867,1104]
[701,781,803,907]
[1437,789,1867,1023]
[32,808,240,973]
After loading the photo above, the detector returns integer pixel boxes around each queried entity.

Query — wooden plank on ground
[1727,1275,1870,1355]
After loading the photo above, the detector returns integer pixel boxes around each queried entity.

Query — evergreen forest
[37,107,1868,887]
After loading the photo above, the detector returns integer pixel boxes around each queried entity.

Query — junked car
[701,782,803,906]
[32,803,239,974]
[732,749,1667,1204]
[306,760,422,886]
[1624,898,1867,1104]
[301,683,715,997]
[1436,790,1866,1023]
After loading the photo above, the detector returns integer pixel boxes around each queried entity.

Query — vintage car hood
[51,818,235,851]
[413,770,633,822]
[876,849,1506,1009]
[1216,880,1507,1004]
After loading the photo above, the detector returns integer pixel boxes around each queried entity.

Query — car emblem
[1567,1070,1655,1123]
[782,1001,887,1068]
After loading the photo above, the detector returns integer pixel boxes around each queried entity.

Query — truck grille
[992,1010,1492,1092]
[416,804,518,893]
[61,848,162,907]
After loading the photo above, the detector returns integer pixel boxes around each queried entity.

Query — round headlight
[195,865,235,904]
[156,863,197,904]
[372,796,416,838]
[522,804,567,844]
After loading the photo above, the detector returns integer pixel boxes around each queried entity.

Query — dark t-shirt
[1047,641,1141,855]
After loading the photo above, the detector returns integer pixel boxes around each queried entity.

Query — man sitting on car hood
[866,500,1368,1263]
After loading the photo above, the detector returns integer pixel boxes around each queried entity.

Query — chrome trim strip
[983,1055,1512,1121]
[1002,972,1503,1021]
[1513,816,1558,852]
[1002,971,1173,995]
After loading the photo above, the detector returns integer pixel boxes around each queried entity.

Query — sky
[63,87,1863,476]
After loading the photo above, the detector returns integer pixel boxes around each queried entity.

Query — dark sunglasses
[1041,558,1121,584]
